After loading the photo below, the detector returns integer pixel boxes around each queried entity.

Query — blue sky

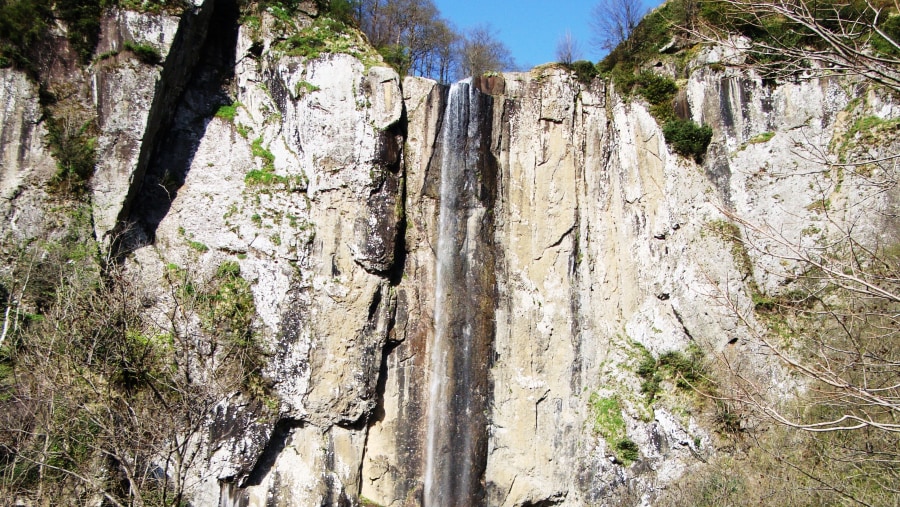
[432,0,662,68]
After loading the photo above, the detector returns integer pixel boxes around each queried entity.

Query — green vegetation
[635,71,678,122]
[46,114,98,195]
[589,393,639,465]
[597,0,688,80]
[115,0,189,15]
[276,15,371,62]
[636,343,706,402]
[563,59,599,84]
[251,137,275,168]
[747,131,775,144]
[662,119,713,162]
[246,137,288,186]
[871,12,900,56]
[0,0,103,70]
[123,39,161,65]
[244,138,307,190]
[215,101,242,122]
[187,239,209,252]
[834,114,900,161]
[294,80,320,97]
[360,495,386,507]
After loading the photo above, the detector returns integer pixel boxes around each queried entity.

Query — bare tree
[356,0,459,81]
[457,24,515,79]
[0,236,269,505]
[555,29,582,64]
[657,5,900,501]
[590,0,645,52]
[688,0,900,89]
[713,206,900,434]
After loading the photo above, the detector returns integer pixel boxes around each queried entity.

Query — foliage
[662,119,713,161]
[634,71,677,104]
[276,15,375,63]
[245,137,306,189]
[215,101,242,122]
[0,0,52,73]
[746,131,774,144]
[636,342,706,402]
[377,44,410,75]
[294,80,320,96]
[356,0,458,81]
[0,0,105,71]
[588,394,639,465]
[634,71,679,122]
[123,39,162,65]
[871,11,900,56]
[565,60,599,84]
[113,0,189,15]
[58,0,103,64]
[597,0,683,74]
[46,112,98,195]
[0,217,272,503]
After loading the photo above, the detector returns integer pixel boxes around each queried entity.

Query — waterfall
[423,80,496,507]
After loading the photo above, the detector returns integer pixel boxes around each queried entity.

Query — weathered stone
[2,7,897,505]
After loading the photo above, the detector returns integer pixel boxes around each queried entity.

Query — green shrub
[0,0,52,72]
[278,16,352,59]
[663,119,713,162]
[638,343,707,402]
[251,137,276,168]
[747,131,775,144]
[872,14,900,56]
[636,71,677,105]
[636,72,679,122]
[46,115,98,195]
[589,393,639,464]
[215,101,242,122]
[321,0,357,25]
[123,40,161,65]
[114,0,189,15]
[377,44,410,75]
[187,240,209,252]
[615,439,640,462]
[294,80,320,96]
[568,60,599,84]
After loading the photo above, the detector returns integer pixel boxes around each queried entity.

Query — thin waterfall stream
[423,80,497,507]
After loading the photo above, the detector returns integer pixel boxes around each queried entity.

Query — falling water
[423,79,496,507]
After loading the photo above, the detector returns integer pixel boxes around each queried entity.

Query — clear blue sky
[432,0,663,69]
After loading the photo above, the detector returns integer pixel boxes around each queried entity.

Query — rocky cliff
[1,1,897,506]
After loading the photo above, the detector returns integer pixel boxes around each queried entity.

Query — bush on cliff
[663,119,712,162]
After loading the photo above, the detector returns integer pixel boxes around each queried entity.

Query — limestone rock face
[0,69,58,246]
[118,11,405,502]
[2,6,897,506]
[91,8,181,241]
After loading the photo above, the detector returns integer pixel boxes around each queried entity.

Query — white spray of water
[423,79,476,507]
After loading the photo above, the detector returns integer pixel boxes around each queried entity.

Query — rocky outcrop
[0,69,57,247]
[1,5,897,506]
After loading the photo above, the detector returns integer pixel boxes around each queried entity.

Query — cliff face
[1,3,896,506]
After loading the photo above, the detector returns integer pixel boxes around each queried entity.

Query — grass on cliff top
[274,15,380,66]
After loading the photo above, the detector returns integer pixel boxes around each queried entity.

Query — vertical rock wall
[2,5,897,505]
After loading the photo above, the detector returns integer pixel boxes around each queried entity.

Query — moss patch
[589,394,639,465]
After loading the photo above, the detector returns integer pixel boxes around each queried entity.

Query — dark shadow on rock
[114,0,240,256]
[241,418,304,487]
